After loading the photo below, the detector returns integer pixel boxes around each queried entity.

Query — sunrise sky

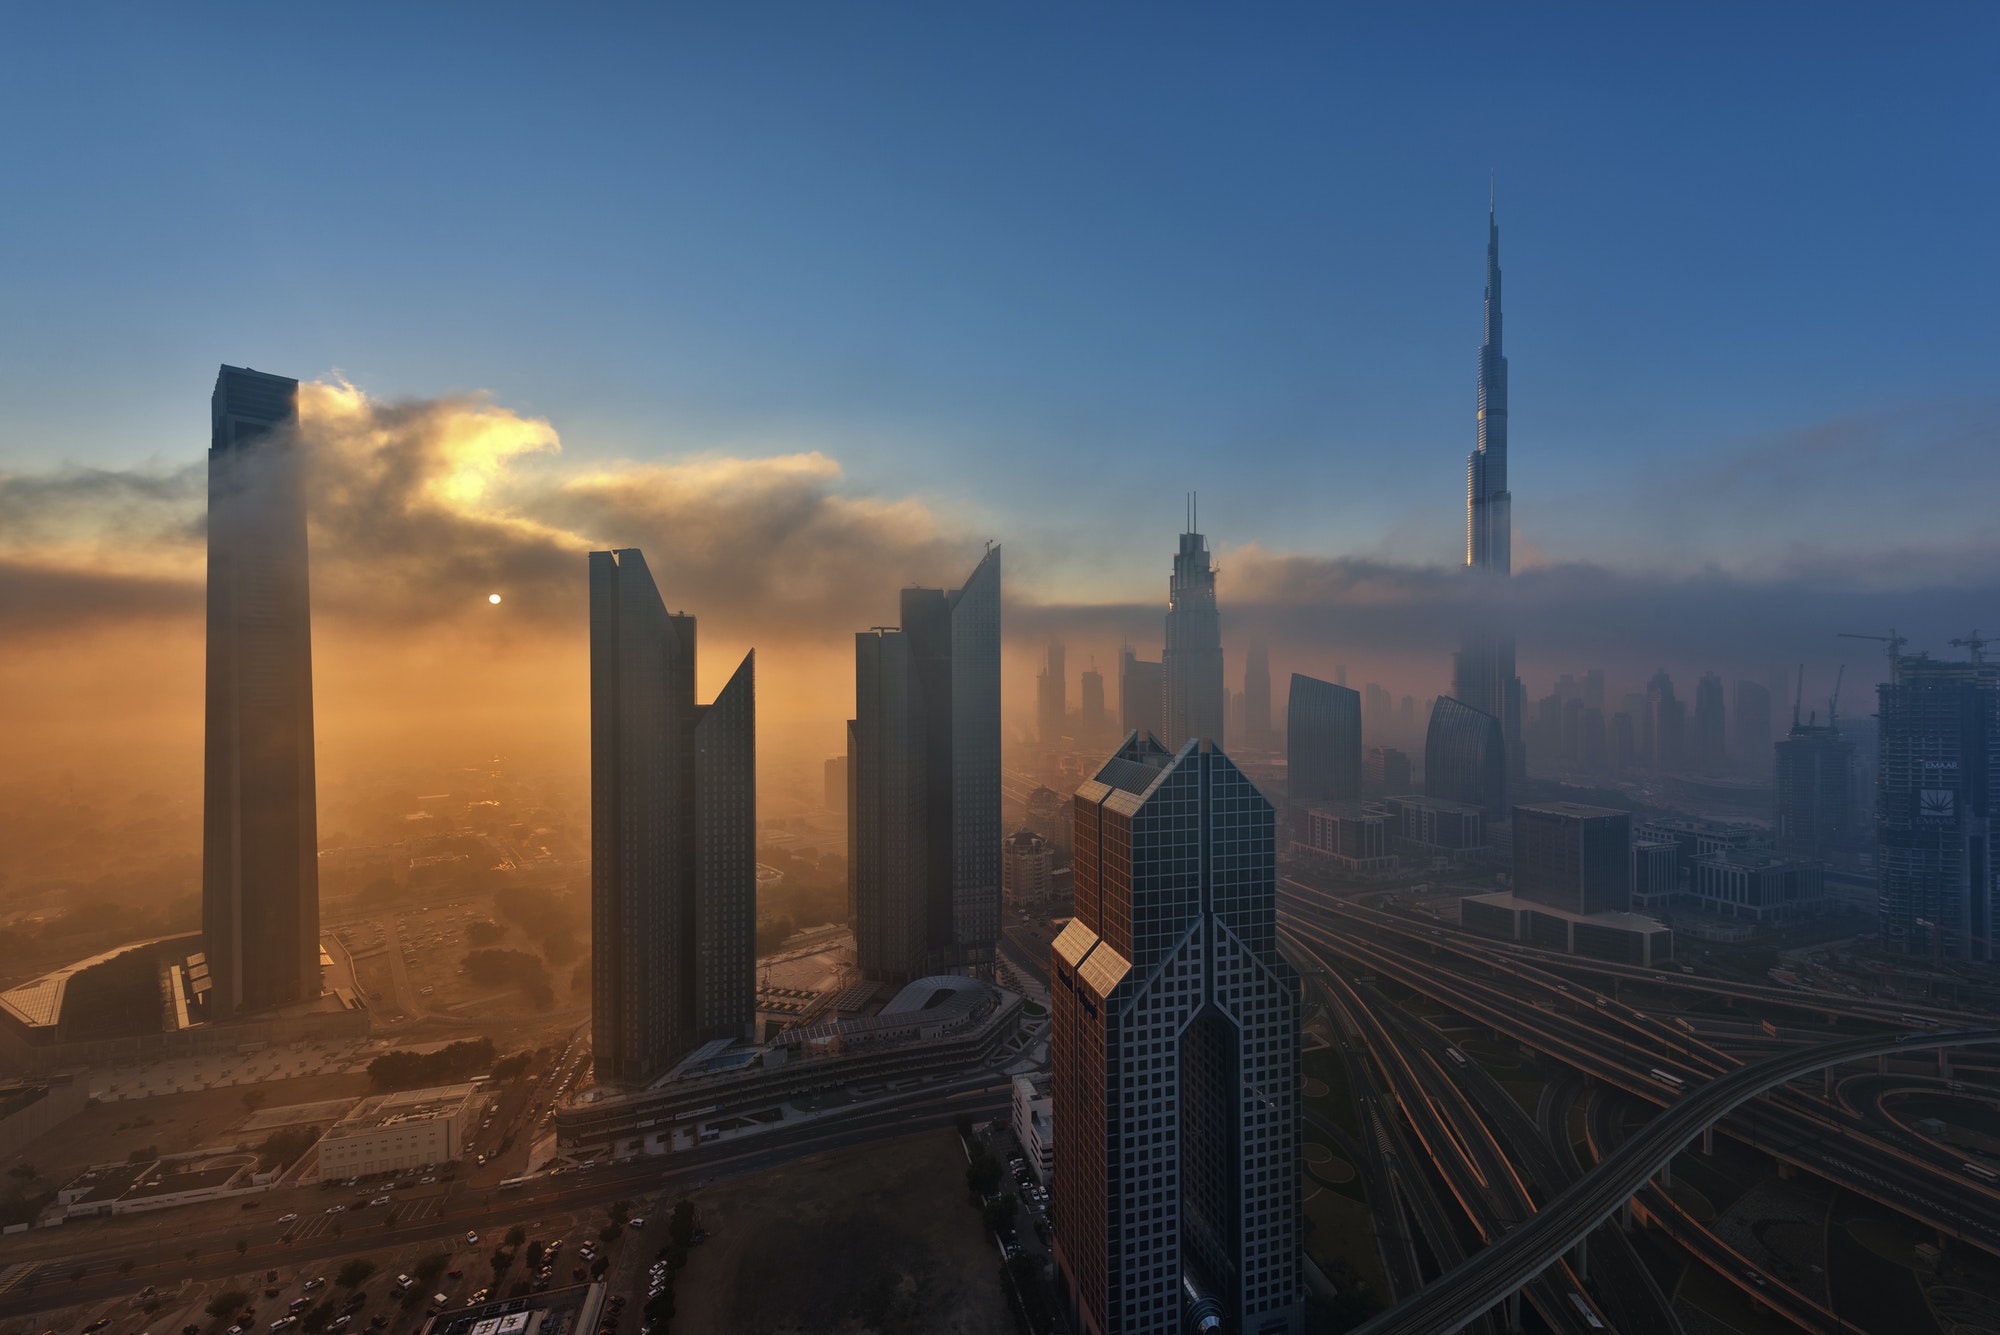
[2,3,1997,785]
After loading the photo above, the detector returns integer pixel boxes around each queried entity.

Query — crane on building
[1792,664,1805,729]
[1828,664,1844,732]
[1839,628,1910,682]
[1948,629,1990,664]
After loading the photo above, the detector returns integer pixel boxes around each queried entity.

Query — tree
[982,1194,1017,1236]
[336,1259,376,1289]
[300,1301,335,1334]
[414,1252,450,1283]
[235,1240,249,1257]
[489,1249,513,1282]
[589,1257,608,1280]
[523,1241,545,1270]
[966,1150,1002,1197]
[259,1126,322,1170]
[954,1113,974,1140]
[208,1291,251,1322]
[669,1199,696,1249]
[597,1220,622,1245]
[643,1280,675,1331]
[505,1225,527,1248]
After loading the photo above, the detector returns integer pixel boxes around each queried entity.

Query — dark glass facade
[1051,736,1301,1335]
[1286,674,1361,804]
[1511,802,1632,916]
[202,365,320,1016]
[850,548,1002,982]
[1424,694,1507,813]
[590,548,757,1086]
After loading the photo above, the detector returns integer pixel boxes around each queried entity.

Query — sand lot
[673,1129,1012,1335]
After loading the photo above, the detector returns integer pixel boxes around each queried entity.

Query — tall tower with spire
[1163,495,1226,750]
[1452,197,1524,785]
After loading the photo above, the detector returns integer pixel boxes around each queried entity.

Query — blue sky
[1,3,1995,605]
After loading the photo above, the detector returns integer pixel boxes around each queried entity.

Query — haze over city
[2,7,1998,1335]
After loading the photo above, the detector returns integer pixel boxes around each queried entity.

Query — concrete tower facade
[202,365,321,1017]
[1051,734,1302,1335]
[589,549,756,1086]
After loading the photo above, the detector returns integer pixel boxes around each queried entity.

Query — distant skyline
[0,5,1996,607]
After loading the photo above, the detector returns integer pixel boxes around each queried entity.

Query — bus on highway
[498,1175,534,1191]
[1962,1161,1998,1185]
[1649,1069,1686,1090]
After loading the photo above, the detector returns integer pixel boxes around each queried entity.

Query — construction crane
[1839,628,1909,681]
[1827,664,1844,732]
[1948,629,1990,663]
[1792,664,1805,729]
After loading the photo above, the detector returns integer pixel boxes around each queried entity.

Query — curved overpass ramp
[1350,1027,2000,1335]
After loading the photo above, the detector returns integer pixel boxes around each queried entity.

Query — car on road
[370,1196,392,1207]
[84,1321,112,1334]
[279,1213,299,1225]
[326,1204,346,1214]
[628,1216,645,1228]
[468,1290,489,1304]
[330,1319,352,1332]
[301,1277,322,1291]
[269,1318,297,1332]
[465,1230,480,1245]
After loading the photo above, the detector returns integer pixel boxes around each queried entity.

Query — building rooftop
[325,1084,475,1137]
[419,1284,604,1335]
[1515,801,1628,820]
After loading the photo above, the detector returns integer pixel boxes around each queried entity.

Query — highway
[1282,887,2000,1256]
[1272,895,2000,1335]
[0,1076,1010,1322]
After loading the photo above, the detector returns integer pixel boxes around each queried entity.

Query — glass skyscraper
[202,365,321,1016]
[1163,509,1225,751]
[1454,203,1525,781]
[1285,673,1362,806]
[1051,735,1302,1335]
[589,548,757,1086]
[1425,694,1507,813]
[849,546,1001,983]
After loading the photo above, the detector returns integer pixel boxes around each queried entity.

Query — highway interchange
[1279,879,2000,1333]
[7,869,1998,1335]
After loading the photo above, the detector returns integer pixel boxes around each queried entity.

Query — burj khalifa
[1452,201,1524,782]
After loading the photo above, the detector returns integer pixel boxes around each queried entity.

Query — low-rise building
[418,1284,605,1335]
[1385,794,1487,855]
[1630,839,1681,913]
[1002,830,1055,903]
[1011,1072,1052,1187]
[1296,805,1399,875]
[318,1084,476,1178]
[1687,851,1827,923]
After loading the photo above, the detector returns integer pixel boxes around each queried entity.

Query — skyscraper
[1039,642,1068,746]
[1692,672,1727,772]
[1648,670,1685,775]
[1425,694,1507,813]
[590,549,756,1086]
[1051,735,1302,1335]
[850,547,1002,983]
[1453,200,1525,782]
[1242,647,1272,749]
[1081,661,1109,740]
[1119,647,1164,741]
[1874,656,1998,961]
[1163,505,1225,750]
[1774,719,1855,861]
[202,365,321,1017]
[1731,679,1773,772]
[1287,674,1362,805]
